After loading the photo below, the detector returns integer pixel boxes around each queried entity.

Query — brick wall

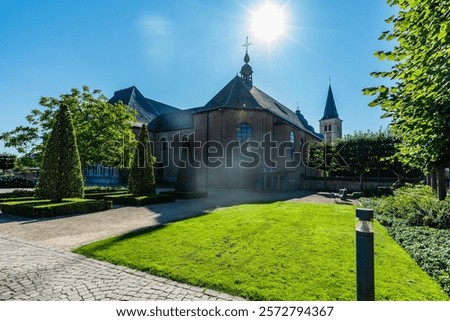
[150,108,322,189]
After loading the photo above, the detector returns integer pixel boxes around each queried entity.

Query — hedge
[0,178,35,188]
[83,190,128,199]
[0,196,35,203]
[0,189,35,198]
[0,198,112,218]
[84,187,127,193]
[104,193,175,206]
[386,224,450,295]
[160,191,208,199]
[360,185,450,229]
[360,185,450,296]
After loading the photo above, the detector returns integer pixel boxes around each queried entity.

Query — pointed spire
[320,84,340,120]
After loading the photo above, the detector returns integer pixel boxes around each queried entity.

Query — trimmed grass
[74,202,448,301]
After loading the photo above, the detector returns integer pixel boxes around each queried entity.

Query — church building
[107,42,343,190]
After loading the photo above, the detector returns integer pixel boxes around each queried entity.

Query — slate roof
[129,76,322,139]
[199,76,321,138]
[109,86,179,123]
[148,109,194,132]
[296,110,317,134]
[320,85,341,121]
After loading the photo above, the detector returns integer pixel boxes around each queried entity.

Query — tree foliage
[306,130,414,190]
[128,124,156,196]
[35,105,84,202]
[363,0,450,199]
[0,86,136,169]
[338,131,397,174]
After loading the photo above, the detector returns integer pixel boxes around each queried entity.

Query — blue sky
[0,0,395,153]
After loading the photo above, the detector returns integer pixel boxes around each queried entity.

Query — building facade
[107,46,343,190]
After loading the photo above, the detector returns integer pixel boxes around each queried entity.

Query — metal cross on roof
[242,36,252,52]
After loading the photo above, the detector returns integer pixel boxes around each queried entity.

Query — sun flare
[251,2,286,43]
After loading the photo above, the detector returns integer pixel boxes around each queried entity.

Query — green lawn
[74,202,448,300]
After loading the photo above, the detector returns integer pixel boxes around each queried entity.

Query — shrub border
[84,190,128,199]
[0,198,112,218]
[0,196,35,203]
[104,193,176,206]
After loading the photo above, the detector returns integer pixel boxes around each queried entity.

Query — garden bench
[334,188,348,201]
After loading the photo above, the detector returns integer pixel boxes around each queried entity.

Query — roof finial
[329,75,331,85]
[296,101,300,112]
[242,36,252,53]
[242,37,252,64]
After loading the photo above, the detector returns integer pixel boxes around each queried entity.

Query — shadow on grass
[74,224,168,254]
[143,189,317,225]
[1,190,317,229]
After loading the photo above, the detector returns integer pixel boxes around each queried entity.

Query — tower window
[236,123,252,142]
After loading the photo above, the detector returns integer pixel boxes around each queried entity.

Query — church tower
[319,84,342,141]
[240,37,253,88]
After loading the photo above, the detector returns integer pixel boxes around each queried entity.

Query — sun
[251,2,286,43]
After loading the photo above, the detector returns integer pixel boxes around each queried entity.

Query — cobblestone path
[0,236,243,301]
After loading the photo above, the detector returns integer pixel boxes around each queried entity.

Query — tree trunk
[436,164,447,201]
[359,172,364,191]
[430,170,437,192]
[396,173,403,188]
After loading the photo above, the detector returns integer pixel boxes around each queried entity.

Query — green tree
[35,104,84,202]
[334,131,406,190]
[306,130,413,191]
[0,86,136,169]
[304,140,343,190]
[363,0,450,200]
[128,124,156,196]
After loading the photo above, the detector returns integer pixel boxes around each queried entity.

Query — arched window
[236,123,252,142]
[290,131,295,160]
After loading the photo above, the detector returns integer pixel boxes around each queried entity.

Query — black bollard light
[356,208,375,301]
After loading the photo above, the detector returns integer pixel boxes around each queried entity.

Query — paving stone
[0,236,243,301]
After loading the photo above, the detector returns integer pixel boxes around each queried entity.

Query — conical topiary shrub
[128,124,156,196]
[35,104,84,202]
